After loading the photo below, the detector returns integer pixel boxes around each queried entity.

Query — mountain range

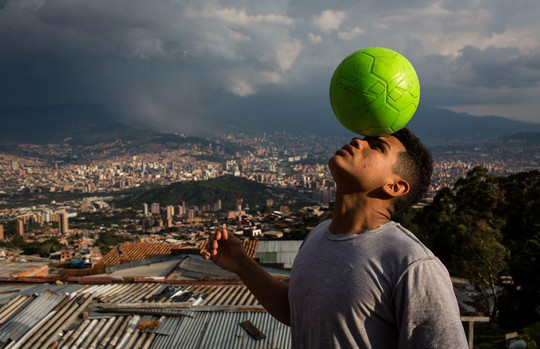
[1,103,539,146]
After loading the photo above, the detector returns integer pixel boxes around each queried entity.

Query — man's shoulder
[381,222,435,261]
[298,219,331,249]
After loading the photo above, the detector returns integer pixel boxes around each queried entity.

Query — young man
[202,128,468,348]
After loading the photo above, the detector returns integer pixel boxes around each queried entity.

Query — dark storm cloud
[1,0,540,131]
[416,45,540,113]
[456,46,540,89]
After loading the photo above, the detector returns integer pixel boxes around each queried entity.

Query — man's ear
[382,177,410,198]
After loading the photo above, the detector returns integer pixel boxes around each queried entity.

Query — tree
[496,170,540,330]
[414,167,509,322]
[95,231,134,255]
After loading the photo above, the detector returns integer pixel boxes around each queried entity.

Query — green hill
[118,175,311,211]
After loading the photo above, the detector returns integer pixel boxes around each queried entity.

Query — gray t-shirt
[288,220,468,349]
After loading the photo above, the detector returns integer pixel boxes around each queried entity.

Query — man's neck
[329,192,391,235]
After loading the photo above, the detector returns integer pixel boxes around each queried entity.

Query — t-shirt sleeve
[393,257,469,349]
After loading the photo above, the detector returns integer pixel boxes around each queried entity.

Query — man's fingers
[203,227,228,262]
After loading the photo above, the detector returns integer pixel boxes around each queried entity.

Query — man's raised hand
[202,227,248,274]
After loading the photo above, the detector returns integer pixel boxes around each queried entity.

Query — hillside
[406,106,540,145]
[117,175,312,211]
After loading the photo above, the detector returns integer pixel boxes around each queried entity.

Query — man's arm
[202,228,290,325]
[394,257,468,348]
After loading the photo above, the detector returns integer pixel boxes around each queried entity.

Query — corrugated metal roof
[0,291,66,343]
[255,240,303,268]
[0,294,33,326]
[454,287,490,315]
[168,256,237,280]
[256,240,303,253]
[0,261,49,278]
[0,285,35,304]
[152,311,291,349]
[0,281,275,347]
[18,293,94,349]
[9,283,86,297]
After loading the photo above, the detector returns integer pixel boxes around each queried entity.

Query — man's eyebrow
[364,137,392,151]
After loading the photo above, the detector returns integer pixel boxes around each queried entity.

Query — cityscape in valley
[1,129,538,258]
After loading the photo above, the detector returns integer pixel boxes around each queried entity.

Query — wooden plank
[239,320,266,340]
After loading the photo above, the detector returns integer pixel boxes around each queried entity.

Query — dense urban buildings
[0,131,538,249]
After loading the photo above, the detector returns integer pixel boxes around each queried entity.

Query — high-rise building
[16,220,24,236]
[166,205,175,227]
[166,205,175,219]
[214,199,222,211]
[143,203,149,216]
[59,212,69,234]
[321,187,336,204]
[151,203,160,215]
[176,205,184,216]
[43,210,51,223]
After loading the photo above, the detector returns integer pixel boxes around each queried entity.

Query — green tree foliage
[408,168,540,329]
[95,231,134,255]
[496,170,540,330]
[451,167,508,321]
[31,238,64,256]
[398,166,520,323]
[2,235,63,256]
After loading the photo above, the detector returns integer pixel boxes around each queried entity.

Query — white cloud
[226,29,252,42]
[187,5,294,26]
[261,71,282,84]
[308,33,323,44]
[311,10,347,33]
[337,27,364,40]
[275,39,303,72]
[227,79,256,97]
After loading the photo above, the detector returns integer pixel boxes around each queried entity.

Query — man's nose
[350,138,364,148]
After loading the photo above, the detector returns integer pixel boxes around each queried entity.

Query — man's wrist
[233,255,254,278]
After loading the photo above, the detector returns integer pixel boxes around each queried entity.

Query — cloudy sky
[1,0,540,134]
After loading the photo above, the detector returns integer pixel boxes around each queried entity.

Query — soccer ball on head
[329,47,420,136]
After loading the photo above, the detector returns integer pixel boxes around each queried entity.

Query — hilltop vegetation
[117,175,313,211]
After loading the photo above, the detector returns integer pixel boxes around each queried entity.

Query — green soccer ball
[329,47,420,136]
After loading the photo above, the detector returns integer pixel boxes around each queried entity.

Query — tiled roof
[198,239,259,259]
[97,242,185,266]
[98,240,258,268]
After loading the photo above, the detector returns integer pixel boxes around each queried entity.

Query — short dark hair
[391,128,433,212]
